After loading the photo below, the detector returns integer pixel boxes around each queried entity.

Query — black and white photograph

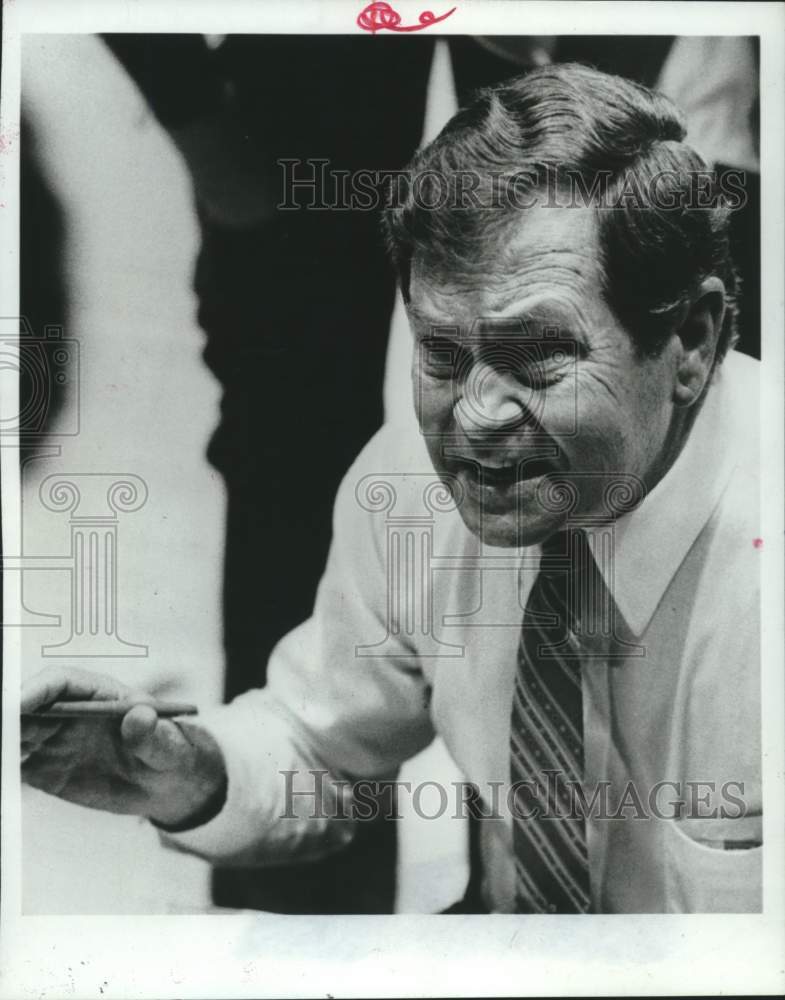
[1,1,784,997]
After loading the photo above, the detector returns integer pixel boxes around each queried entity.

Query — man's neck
[643,396,705,498]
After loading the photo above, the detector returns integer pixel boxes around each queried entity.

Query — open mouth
[452,456,558,487]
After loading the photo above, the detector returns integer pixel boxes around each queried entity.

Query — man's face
[408,203,682,547]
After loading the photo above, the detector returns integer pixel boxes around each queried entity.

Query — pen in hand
[21,666,224,824]
[23,700,199,719]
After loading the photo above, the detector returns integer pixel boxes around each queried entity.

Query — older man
[22,65,760,914]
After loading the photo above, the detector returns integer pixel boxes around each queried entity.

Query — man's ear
[673,276,726,406]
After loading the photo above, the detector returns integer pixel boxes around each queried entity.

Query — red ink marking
[357,2,456,33]
[753,537,763,549]
[0,125,20,154]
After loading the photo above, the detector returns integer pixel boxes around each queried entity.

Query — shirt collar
[587,356,742,638]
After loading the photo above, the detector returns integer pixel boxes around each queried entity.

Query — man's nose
[455,361,530,435]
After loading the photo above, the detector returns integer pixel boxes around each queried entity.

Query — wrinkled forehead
[409,202,603,327]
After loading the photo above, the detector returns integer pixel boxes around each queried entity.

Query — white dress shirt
[165,350,761,913]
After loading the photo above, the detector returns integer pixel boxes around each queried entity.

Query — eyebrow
[406,304,450,330]
[495,286,594,333]
[408,303,589,349]
[499,308,591,350]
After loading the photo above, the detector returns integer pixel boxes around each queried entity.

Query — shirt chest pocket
[662,817,762,913]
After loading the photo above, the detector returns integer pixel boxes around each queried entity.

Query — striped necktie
[509,528,597,914]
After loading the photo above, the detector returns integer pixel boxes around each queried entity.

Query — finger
[21,666,134,714]
[21,717,61,757]
[121,707,192,772]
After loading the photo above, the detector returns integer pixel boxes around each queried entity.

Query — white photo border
[2,2,783,997]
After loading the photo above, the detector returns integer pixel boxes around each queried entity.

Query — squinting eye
[515,344,575,388]
[421,340,469,379]
[428,343,456,366]
[472,344,563,384]
[524,367,567,389]
[531,341,575,369]
[420,338,576,387]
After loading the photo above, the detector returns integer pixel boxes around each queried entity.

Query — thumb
[121,705,192,772]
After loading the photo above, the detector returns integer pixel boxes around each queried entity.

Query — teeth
[460,460,516,470]
[455,457,555,478]
[482,465,517,478]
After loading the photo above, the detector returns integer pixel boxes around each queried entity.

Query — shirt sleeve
[159,425,436,866]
